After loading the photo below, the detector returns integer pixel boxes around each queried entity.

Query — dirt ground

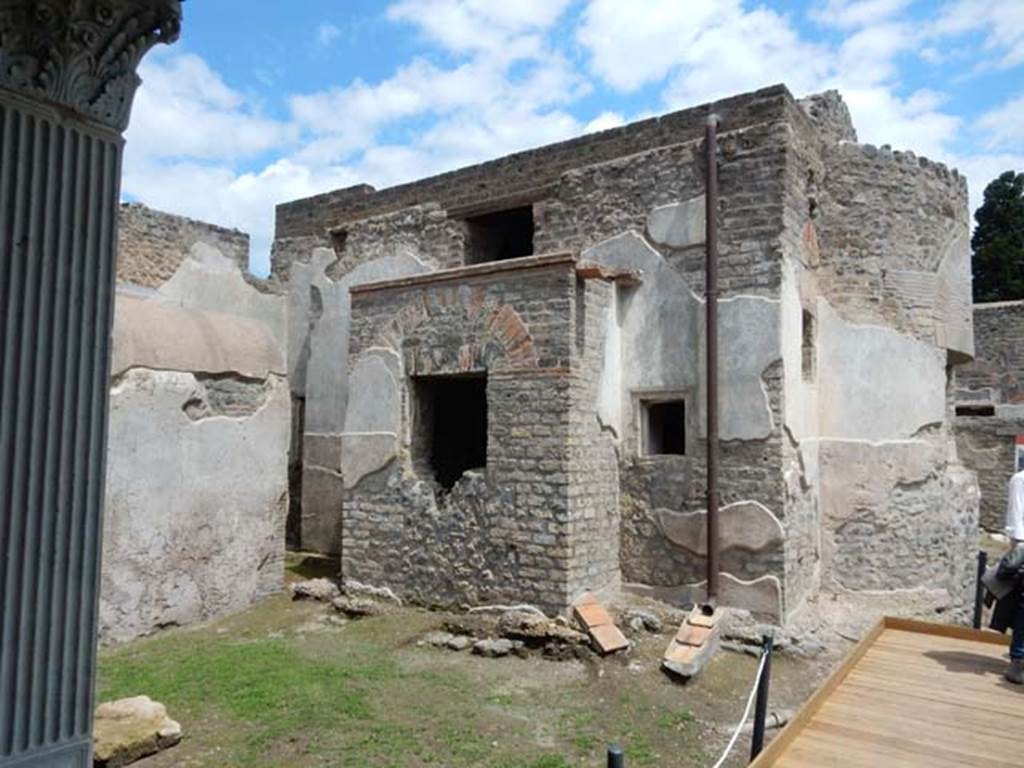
[95,557,834,768]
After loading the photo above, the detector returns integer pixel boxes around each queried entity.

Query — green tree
[972,170,1024,302]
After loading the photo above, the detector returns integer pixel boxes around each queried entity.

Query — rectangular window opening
[955,404,996,417]
[412,374,488,489]
[643,399,686,456]
[801,309,816,381]
[465,206,534,264]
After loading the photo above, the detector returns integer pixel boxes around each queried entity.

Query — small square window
[464,206,534,264]
[642,399,686,456]
[955,404,995,417]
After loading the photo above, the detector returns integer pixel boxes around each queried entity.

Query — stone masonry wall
[117,202,250,289]
[812,122,973,360]
[566,278,622,600]
[780,91,979,620]
[342,260,582,612]
[956,301,1024,404]
[276,86,793,239]
[955,301,1024,530]
[102,211,289,643]
[273,83,978,624]
[550,111,790,620]
[538,119,789,299]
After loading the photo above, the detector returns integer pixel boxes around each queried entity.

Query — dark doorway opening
[465,206,534,263]
[286,395,305,550]
[413,374,488,489]
[643,399,686,456]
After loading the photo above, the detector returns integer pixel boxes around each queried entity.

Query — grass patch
[97,594,815,767]
[99,635,395,762]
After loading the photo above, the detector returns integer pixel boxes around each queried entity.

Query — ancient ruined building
[273,84,979,623]
[102,205,289,643]
[956,301,1024,531]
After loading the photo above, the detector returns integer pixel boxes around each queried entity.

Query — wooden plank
[753,617,1024,767]
[781,719,1019,768]
[813,690,1022,755]
[748,618,886,768]
[883,616,1010,646]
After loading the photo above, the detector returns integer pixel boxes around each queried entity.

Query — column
[0,3,181,765]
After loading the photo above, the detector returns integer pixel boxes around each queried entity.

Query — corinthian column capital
[0,0,181,132]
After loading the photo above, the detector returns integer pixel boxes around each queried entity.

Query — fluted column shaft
[0,3,180,765]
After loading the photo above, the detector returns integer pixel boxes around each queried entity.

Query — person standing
[1001,469,1024,684]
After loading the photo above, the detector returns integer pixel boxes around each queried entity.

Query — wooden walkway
[750,617,1024,767]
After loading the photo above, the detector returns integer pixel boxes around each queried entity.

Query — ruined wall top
[117,202,250,289]
[275,84,796,240]
[798,90,857,145]
[0,0,181,132]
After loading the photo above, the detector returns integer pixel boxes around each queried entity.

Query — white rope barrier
[709,648,769,768]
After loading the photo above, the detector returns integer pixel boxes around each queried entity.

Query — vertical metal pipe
[705,114,720,602]
[750,634,774,761]
[607,744,625,768]
[973,550,988,630]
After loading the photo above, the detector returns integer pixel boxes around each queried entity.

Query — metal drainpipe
[705,113,721,603]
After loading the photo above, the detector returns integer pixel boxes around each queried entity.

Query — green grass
[96,593,810,767]
[96,600,585,767]
[98,635,397,762]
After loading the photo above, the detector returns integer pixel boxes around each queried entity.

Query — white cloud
[121,0,1022,276]
[662,7,831,107]
[126,50,296,162]
[834,21,916,86]
[584,111,626,133]
[578,0,831,104]
[124,4,587,276]
[317,22,342,47]
[809,0,913,29]
[976,93,1024,150]
[838,86,960,157]
[577,0,736,91]
[387,0,572,53]
[929,0,1024,70]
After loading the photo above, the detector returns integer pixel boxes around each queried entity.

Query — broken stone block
[445,634,472,651]
[623,609,664,634]
[572,594,629,654]
[497,611,588,645]
[331,595,382,617]
[93,696,181,767]
[662,606,725,680]
[290,578,340,602]
[420,631,472,651]
[472,638,523,657]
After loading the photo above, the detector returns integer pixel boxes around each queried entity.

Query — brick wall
[274,85,792,240]
[343,259,583,612]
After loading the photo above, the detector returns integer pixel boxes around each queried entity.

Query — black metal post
[750,634,774,761]
[607,744,625,768]
[973,550,989,630]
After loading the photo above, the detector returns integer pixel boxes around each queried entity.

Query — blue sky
[122,0,1024,275]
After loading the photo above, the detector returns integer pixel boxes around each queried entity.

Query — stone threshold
[350,251,578,295]
[351,251,642,297]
